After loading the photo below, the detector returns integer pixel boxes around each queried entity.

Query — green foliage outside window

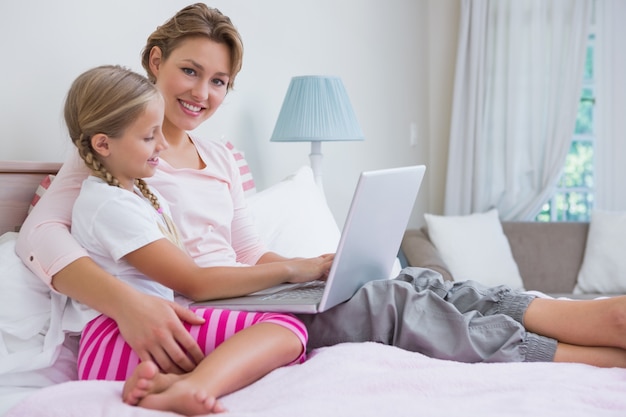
[536,141,594,222]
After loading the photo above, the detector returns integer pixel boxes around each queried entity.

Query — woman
[16,3,626,372]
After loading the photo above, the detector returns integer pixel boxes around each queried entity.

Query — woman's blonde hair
[141,3,243,89]
[64,65,163,211]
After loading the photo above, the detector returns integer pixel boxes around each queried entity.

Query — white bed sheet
[5,342,626,417]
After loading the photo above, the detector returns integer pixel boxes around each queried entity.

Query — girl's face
[149,37,231,138]
[100,97,167,190]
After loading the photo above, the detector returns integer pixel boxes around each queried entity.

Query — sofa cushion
[575,209,626,295]
[424,209,524,289]
[401,229,453,281]
[502,221,588,294]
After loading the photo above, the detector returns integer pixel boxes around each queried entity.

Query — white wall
[0,0,459,228]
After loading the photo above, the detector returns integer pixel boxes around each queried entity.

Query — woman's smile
[179,99,204,115]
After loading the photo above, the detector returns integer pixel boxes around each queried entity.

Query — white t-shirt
[71,176,175,303]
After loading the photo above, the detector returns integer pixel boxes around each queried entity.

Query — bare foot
[122,361,181,405]
[139,378,227,416]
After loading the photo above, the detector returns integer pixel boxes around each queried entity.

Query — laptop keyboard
[260,281,326,301]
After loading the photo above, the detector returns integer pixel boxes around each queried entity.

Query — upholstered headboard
[0,161,62,235]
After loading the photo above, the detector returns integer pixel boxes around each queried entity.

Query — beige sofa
[400,221,598,298]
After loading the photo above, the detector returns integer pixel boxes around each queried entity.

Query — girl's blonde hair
[65,65,184,249]
[64,65,163,212]
[141,3,243,90]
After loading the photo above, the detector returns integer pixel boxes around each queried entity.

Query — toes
[213,399,227,413]
[122,361,160,405]
[193,392,226,414]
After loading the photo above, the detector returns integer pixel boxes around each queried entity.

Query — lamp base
[309,141,324,193]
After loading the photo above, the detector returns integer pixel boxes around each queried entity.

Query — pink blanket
[7,342,626,417]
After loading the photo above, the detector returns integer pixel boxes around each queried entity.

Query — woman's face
[149,37,231,136]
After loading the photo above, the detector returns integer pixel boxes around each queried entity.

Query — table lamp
[270,75,364,190]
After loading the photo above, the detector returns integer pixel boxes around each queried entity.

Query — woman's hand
[53,258,206,374]
[115,293,206,374]
[284,254,335,283]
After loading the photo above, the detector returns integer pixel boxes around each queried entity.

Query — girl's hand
[115,293,206,374]
[285,254,335,283]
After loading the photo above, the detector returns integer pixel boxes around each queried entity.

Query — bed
[2,158,626,417]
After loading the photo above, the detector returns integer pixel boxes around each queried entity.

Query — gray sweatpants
[297,267,557,363]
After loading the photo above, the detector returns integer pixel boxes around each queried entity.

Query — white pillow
[424,209,525,289]
[0,232,78,383]
[574,209,626,294]
[247,166,341,258]
[247,166,402,277]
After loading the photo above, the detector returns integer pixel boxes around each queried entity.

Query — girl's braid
[135,178,161,212]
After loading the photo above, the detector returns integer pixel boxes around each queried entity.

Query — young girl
[17,2,626,380]
[65,64,318,416]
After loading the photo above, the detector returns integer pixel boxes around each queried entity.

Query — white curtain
[444,0,592,220]
[594,0,626,210]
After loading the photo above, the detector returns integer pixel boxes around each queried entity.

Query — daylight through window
[535,31,595,222]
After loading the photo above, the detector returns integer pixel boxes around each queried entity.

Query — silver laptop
[192,165,426,314]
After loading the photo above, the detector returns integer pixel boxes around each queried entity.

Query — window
[535,31,595,222]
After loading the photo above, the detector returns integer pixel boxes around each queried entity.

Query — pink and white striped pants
[78,307,308,381]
